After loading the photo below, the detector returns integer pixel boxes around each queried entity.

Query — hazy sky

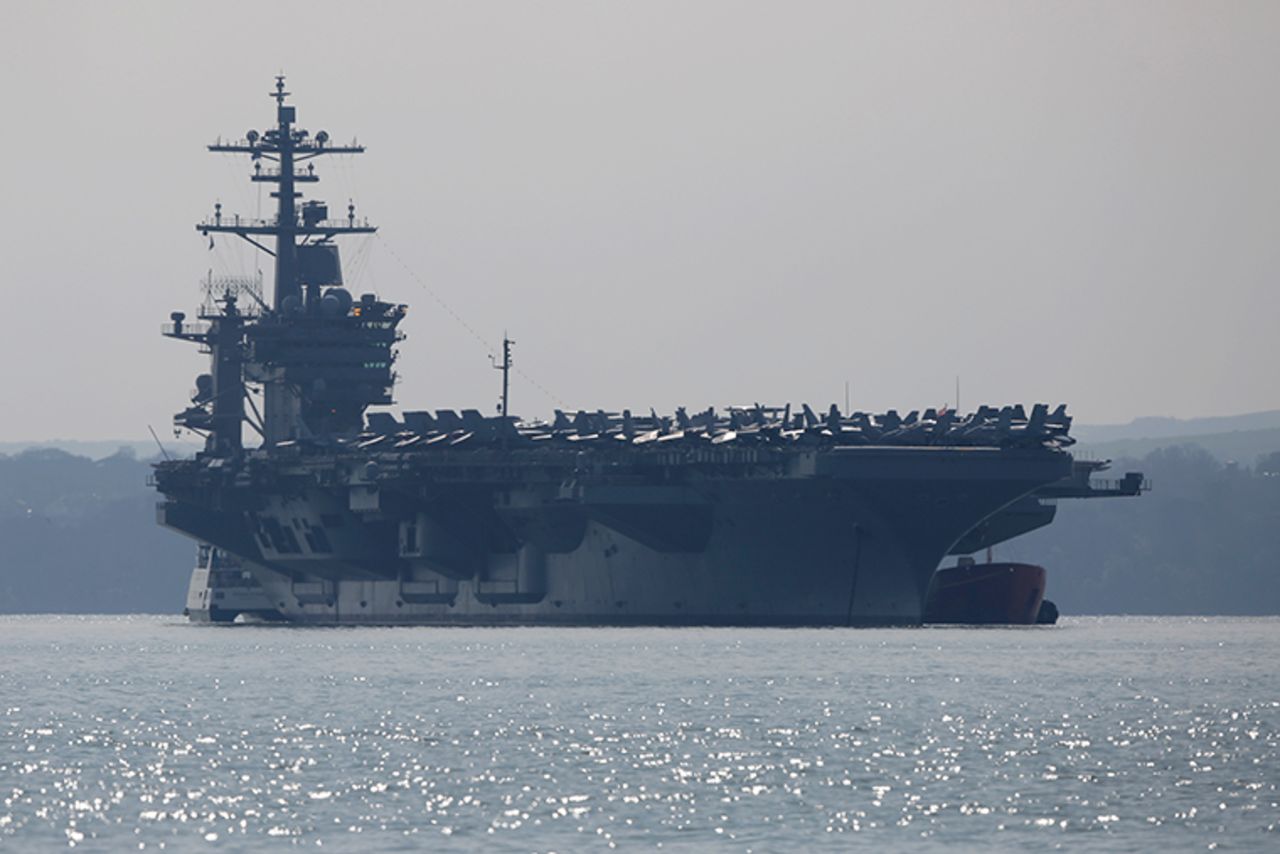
[1,1,1277,442]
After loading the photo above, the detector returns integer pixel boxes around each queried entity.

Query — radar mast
[199,75,375,309]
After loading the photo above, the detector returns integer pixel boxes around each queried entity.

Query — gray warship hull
[158,444,1072,626]
[156,80,1140,626]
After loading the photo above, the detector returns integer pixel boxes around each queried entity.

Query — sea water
[0,616,1276,851]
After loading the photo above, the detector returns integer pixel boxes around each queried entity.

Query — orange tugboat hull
[924,562,1047,625]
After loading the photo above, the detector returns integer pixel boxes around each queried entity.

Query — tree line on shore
[1,444,1277,615]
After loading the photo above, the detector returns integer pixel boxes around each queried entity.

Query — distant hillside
[1074,410,1280,443]
[1001,444,1280,615]
[0,439,200,461]
[0,448,191,613]
[1077,427,1280,468]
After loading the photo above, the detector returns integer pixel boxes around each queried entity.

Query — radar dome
[193,373,214,403]
[320,293,343,317]
[324,287,354,314]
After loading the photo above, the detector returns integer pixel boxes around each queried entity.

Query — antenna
[491,334,514,418]
[148,425,172,461]
[955,375,960,413]
[201,78,373,310]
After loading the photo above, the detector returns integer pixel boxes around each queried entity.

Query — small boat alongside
[924,560,1055,625]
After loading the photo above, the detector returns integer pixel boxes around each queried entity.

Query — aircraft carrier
[153,78,1144,626]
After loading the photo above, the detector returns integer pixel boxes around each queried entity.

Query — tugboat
[924,559,1050,625]
[153,78,1145,626]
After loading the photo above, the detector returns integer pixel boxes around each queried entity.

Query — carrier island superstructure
[153,79,1143,625]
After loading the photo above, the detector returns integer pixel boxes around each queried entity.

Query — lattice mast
[200,76,374,308]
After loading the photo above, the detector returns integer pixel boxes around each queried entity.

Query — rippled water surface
[1,616,1277,851]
